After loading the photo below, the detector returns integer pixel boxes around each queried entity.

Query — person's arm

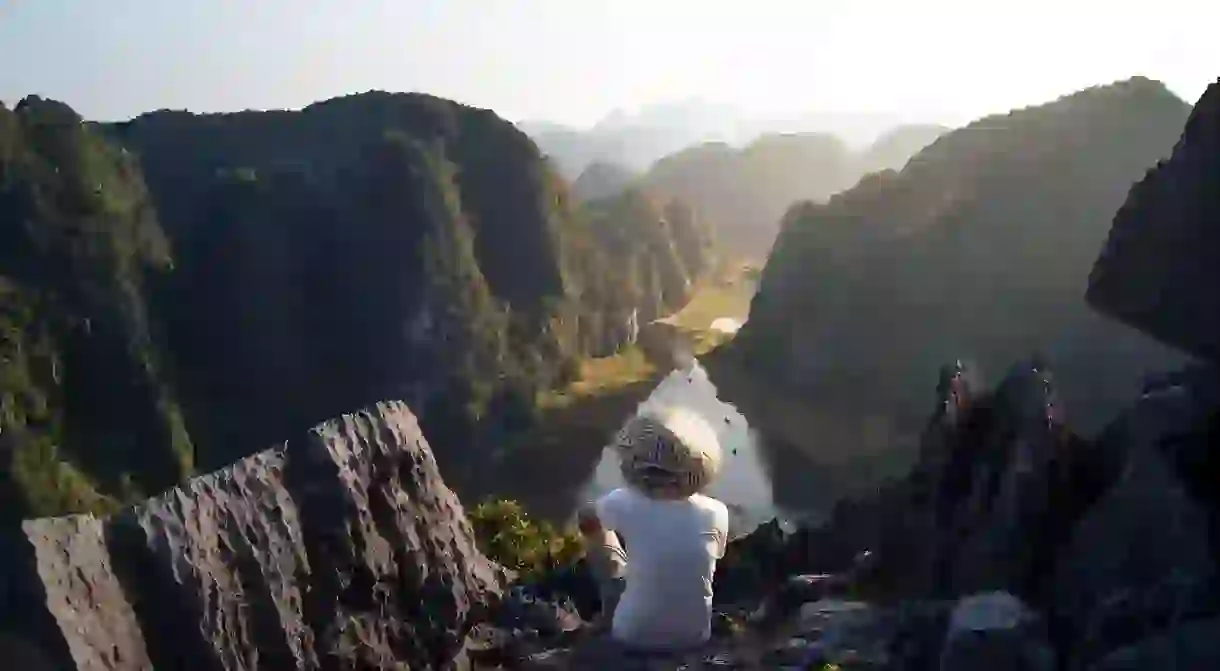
[578,489,626,537]
[577,501,603,536]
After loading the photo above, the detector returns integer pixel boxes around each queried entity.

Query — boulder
[0,401,504,671]
[938,592,1054,671]
[1089,617,1220,670]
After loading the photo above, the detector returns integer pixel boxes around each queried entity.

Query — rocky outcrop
[0,401,504,671]
[938,592,1053,671]
[1087,78,1220,363]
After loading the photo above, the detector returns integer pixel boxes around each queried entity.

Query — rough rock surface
[0,401,504,671]
[938,592,1053,671]
[1087,78,1220,363]
[14,515,152,671]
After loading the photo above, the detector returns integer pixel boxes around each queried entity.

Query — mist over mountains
[539,105,950,255]
[518,99,946,179]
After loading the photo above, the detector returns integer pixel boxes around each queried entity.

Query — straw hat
[611,406,723,499]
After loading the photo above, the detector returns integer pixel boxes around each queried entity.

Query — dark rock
[765,356,1219,667]
[943,360,1074,597]
[1051,376,1220,666]
[494,587,583,638]
[938,592,1053,671]
[0,400,504,671]
[714,518,790,605]
[885,600,956,670]
[1089,617,1220,670]
[1087,79,1220,363]
[519,558,602,622]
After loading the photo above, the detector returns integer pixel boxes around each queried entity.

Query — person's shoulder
[690,494,730,523]
[600,487,639,506]
[690,493,728,512]
[596,487,641,519]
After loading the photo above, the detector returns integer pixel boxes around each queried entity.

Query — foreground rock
[0,401,504,670]
[1087,78,1220,362]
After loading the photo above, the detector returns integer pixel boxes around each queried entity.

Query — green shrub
[468,499,584,580]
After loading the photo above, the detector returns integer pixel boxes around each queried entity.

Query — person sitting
[577,406,730,654]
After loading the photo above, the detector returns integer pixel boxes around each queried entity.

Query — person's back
[595,486,728,649]
[581,406,730,653]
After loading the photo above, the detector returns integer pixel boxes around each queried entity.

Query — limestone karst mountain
[570,160,637,203]
[0,92,715,522]
[640,133,858,256]
[856,123,951,175]
[524,110,950,258]
[735,77,1193,455]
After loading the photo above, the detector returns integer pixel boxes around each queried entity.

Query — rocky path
[470,599,896,670]
[465,583,953,671]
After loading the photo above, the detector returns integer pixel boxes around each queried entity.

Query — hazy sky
[1,0,1215,128]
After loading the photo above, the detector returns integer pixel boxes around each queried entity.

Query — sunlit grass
[665,277,755,332]
[542,346,657,408]
[540,264,757,409]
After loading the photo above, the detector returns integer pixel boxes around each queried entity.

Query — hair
[612,406,723,499]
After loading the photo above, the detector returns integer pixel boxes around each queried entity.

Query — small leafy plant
[468,499,584,580]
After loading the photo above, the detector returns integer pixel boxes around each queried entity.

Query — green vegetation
[542,264,755,408]
[1,91,721,522]
[468,498,584,580]
[1,98,191,521]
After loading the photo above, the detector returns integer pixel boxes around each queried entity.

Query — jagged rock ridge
[0,401,504,671]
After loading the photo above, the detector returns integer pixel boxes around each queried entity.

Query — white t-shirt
[595,487,730,650]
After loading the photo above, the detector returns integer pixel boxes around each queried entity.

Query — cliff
[103,92,641,473]
[735,77,1193,451]
[1,92,715,520]
[1087,79,1220,363]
